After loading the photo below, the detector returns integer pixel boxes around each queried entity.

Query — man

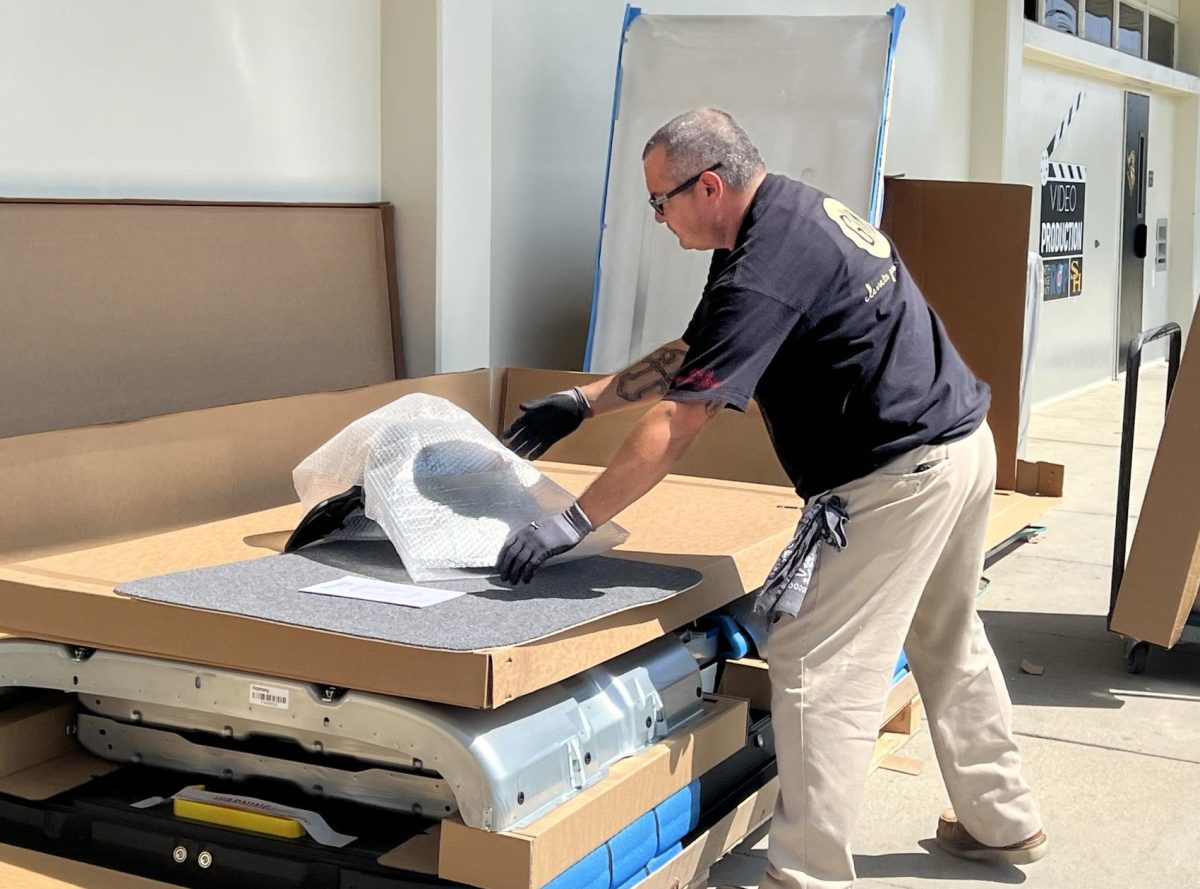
[498,109,1046,888]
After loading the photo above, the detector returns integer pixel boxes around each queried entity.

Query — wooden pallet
[870,671,924,775]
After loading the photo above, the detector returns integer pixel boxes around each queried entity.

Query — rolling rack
[1108,321,1197,673]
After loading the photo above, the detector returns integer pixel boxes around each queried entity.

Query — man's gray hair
[643,109,764,190]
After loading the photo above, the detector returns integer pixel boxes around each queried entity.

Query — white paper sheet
[299,575,466,609]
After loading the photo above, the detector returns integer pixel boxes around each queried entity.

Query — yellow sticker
[822,197,891,259]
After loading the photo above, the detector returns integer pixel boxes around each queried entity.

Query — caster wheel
[1125,640,1150,674]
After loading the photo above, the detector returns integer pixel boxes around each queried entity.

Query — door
[1117,92,1149,373]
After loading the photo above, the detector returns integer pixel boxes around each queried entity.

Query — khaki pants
[760,422,1041,889]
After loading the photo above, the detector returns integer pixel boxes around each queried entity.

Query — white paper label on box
[299,575,466,609]
[249,683,290,710]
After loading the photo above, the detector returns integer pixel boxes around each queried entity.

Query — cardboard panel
[0,845,175,889]
[1112,300,1200,647]
[502,369,791,487]
[0,200,398,438]
[437,696,748,889]
[0,371,496,564]
[881,179,1033,491]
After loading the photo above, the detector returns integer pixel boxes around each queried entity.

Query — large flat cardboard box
[0,366,1060,710]
[1111,299,1200,647]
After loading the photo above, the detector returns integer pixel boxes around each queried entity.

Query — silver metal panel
[76,713,457,816]
[0,635,702,831]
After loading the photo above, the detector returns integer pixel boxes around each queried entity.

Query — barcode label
[249,684,290,710]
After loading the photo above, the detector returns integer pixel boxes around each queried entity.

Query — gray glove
[497,502,595,584]
[503,387,591,459]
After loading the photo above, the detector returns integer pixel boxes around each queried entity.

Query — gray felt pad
[117,541,703,651]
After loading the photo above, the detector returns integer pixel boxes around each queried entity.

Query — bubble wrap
[293,394,627,582]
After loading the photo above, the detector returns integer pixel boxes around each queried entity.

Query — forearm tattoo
[616,346,687,402]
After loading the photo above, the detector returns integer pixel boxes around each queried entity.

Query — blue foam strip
[608,811,658,888]
[544,845,610,889]
[653,781,701,853]
[613,867,650,889]
[647,843,683,874]
[584,4,642,371]
[868,4,906,225]
[707,614,751,661]
[892,649,909,683]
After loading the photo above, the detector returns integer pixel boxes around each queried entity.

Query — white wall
[0,0,381,201]
[382,0,437,377]
[1019,62,1126,403]
[487,0,975,371]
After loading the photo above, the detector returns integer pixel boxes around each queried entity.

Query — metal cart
[1108,321,1198,673]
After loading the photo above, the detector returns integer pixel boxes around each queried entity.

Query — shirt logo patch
[674,368,721,390]
[822,197,891,259]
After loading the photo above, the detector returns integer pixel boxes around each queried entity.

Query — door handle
[1134,223,1148,259]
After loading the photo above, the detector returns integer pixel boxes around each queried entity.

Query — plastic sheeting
[585,11,902,372]
[293,395,627,582]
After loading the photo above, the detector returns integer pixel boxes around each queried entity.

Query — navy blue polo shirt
[666,174,989,499]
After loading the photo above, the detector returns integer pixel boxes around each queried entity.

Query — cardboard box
[0,365,1059,710]
[0,844,176,889]
[1110,299,1200,647]
[881,178,1034,492]
[436,695,747,889]
[0,198,401,440]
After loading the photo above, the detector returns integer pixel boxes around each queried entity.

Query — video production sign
[1040,162,1086,300]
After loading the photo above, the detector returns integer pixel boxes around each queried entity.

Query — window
[1045,0,1080,33]
[1084,0,1114,46]
[1118,3,1145,57]
[1034,0,1177,70]
[1148,14,1175,67]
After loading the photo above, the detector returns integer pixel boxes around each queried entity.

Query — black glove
[497,502,595,584]
[503,387,591,459]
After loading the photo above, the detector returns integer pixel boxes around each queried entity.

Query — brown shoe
[935,808,1048,865]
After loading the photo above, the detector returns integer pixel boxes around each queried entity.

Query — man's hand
[503,388,591,459]
[497,502,595,584]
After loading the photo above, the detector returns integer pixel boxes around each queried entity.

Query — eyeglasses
[648,162,723,215]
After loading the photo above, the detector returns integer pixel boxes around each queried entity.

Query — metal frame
[0,635,705,832]
[1108,321,1185,672]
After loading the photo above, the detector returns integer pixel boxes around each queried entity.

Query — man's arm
[577,396,718,526]
[503,339,689,459]
[578,339,689,416]
[497,397,720,583]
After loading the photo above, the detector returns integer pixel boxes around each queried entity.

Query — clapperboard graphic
[1040,93,1086,300]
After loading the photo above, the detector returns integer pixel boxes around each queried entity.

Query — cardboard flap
[0,371,499,564]
[1112,298,1200,647]
[881,179,1034,491]
[0,200,400,439]
[501,368,791,488]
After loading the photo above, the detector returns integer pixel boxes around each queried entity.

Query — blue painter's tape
[647,843,684,874]
[544,845,611,889]
[892,649,909,683]
[652,780,701,853]
[584,4,643,371]
[868,4,906,225]
[608,811,657,888]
